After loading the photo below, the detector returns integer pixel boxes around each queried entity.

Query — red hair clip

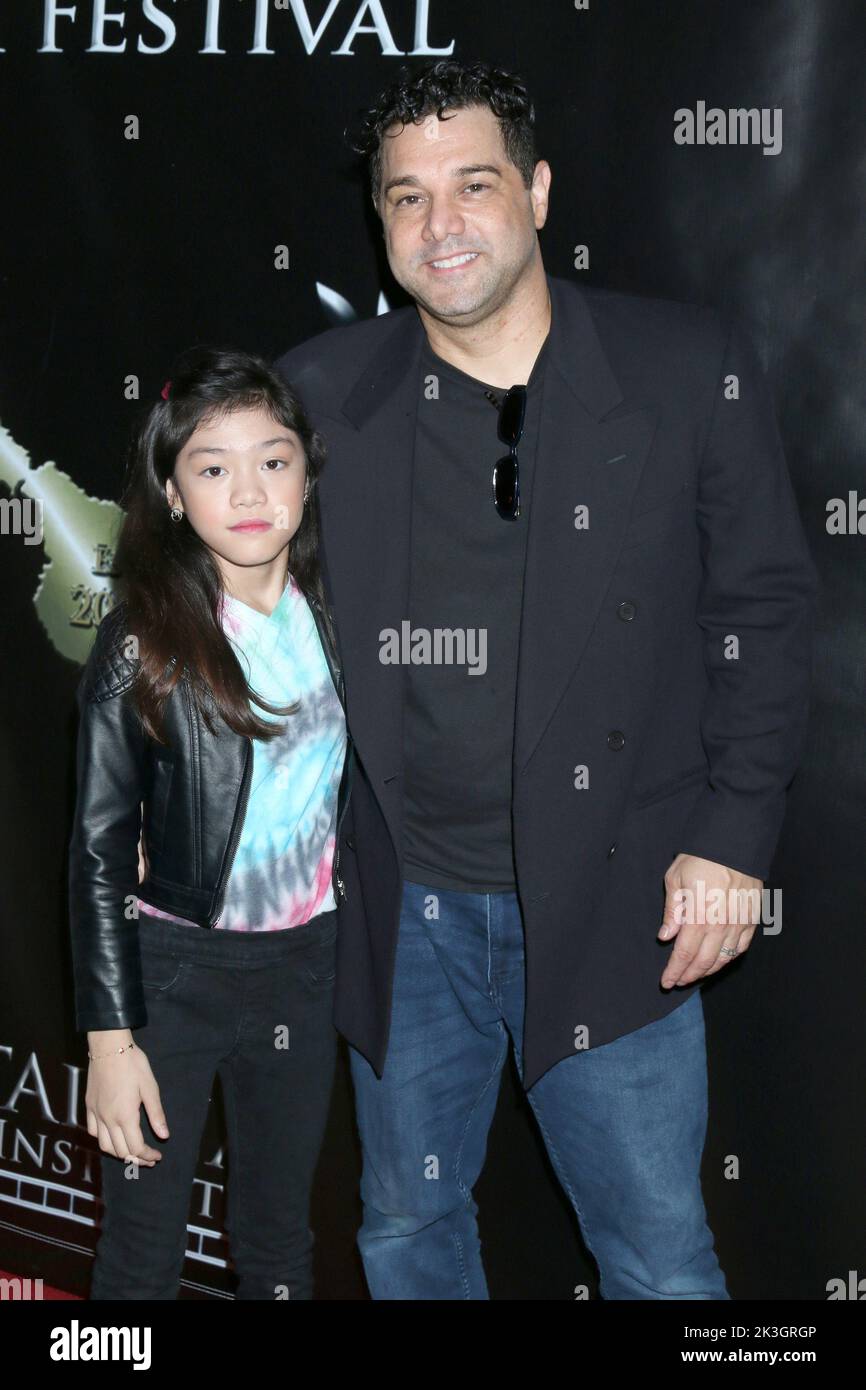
[160,380,172,400]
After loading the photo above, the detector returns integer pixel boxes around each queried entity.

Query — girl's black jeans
[90,907,338,1301]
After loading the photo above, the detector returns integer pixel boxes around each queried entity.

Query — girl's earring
[170,506,184,522]
[303,488,310,505]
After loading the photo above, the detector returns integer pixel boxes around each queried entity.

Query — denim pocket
[139,951,189,995]
[302,931,337,990]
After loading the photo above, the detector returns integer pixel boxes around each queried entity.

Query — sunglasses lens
[493,456,518,517]
[498,387,526,446]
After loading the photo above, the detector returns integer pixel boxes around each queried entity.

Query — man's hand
[658,853,762,988]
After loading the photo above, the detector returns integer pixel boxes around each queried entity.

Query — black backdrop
[1,0,863,1301]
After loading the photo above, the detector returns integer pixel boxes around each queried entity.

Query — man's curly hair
[347,58,538,210]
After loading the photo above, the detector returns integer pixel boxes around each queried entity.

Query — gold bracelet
[88,1041,136,1060]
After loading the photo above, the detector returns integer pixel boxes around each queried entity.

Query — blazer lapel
[513,276,659,772]
[320,307,423,837]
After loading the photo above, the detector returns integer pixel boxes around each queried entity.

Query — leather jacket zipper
[210,738,253,927]
[309,591,354,904]
[332,736,355,901]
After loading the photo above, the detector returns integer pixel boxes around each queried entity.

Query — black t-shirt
[402,330,550,892]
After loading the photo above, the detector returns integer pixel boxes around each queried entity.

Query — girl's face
[166,405,307,582]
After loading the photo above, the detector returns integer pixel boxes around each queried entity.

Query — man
[274,58,818,1299]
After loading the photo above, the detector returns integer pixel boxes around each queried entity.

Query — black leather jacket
[67,594,355,1034]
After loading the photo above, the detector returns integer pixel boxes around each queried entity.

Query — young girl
[68,346,353,1300]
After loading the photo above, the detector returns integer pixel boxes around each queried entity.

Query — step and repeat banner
[1,1,863,1301]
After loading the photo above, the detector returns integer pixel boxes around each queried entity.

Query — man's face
[377,104,550,325]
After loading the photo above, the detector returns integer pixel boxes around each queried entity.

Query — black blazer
[274,272,820,1090]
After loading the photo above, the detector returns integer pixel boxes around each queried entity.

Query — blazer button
[607,842,617,858]
[607,730,625,750]
[617,600,636,621]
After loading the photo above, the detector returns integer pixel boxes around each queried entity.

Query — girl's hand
[85,1030,170,1167]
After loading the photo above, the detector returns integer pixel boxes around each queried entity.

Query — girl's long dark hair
[113,345,335,747]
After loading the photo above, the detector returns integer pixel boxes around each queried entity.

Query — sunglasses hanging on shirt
[484,384,526,520]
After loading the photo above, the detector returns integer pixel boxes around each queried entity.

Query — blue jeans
[349,880,730,1300]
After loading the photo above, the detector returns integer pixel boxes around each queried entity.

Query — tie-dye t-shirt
[137,575,347,932]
